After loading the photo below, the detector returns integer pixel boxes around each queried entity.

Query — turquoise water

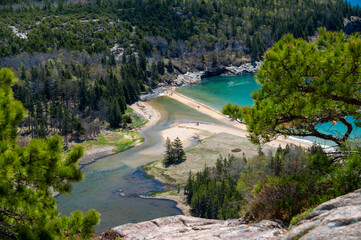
[177,74,360,146]
[177,74,259,110]
[56,96,221,233]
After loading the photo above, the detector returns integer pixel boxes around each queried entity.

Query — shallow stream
[56,96,222,233]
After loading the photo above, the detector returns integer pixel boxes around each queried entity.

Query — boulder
[282,189,361,240]
[343,17,361,34]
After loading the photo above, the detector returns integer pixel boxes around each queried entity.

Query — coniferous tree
[109,54,116,66]
[157,60,165,75]
[166,59,174,73]
[138,50,147,71]
[150,62,160,87]
[163,137,174,166]
[173,137,186,163]
[163,137,186,166]
[0,68,100,239]
[239,28,361,147]
[107,98,122,128]
[20,62,26,80]
[78,77,88,111]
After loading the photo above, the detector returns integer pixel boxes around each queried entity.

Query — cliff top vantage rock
[112,215,285,240]
[282,189,361,240]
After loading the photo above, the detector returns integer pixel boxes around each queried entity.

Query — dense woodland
[185,145,361,224]
[0,0,359,140]
[0,0,359,59]
[185,155,245,219]
[9,51,148,142]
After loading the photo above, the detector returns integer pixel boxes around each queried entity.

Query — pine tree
[78,76,88,111]
[173,137,186,163]
[163,137,186,166]
[138,50,147,71]
[108,98,122,128]
[166,59,174,73]
[157,60,165,75]
[151,62,160,87]
[0,68,99,239]
[240,28,361,147]
[163,137,174,166]
[20,62,26,80]
[109,54,116,66]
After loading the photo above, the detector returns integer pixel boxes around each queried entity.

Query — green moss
[289,208,314,229]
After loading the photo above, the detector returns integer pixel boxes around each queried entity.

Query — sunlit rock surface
[112,215,285,240]
[283,189,361,240]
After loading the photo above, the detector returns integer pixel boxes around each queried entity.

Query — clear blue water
[177,74,361,146]
[56,96,221,233]
[177,74,259,110]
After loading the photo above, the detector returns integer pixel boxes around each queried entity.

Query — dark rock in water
[282,189,361,240]
[112,215,286,240]
[343,17,361,34]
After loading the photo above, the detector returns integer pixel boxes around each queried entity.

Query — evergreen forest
[0,0,359,139]
[185,145,361,224]
[1,0,361,238]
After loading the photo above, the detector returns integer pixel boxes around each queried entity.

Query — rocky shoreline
[140,61,261,101]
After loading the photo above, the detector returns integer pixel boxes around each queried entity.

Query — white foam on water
[288,136,337,152]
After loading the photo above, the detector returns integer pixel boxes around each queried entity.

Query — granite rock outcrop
[283,189,361,240]
[112,215,286,240]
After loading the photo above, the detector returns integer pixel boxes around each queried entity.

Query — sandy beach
[129,101,161,129]
[162,90,311,149]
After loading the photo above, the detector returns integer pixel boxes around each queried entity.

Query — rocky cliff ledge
[344,16,361,34]
[112,216,285,240]
[282,189,361,240]
[108,189,361,239]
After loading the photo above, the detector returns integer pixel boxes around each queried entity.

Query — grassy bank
[145,132,275,186]
[78,129,144,153]
[74,109,147,165]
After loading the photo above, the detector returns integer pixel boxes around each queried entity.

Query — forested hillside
[1,0,358,59]
[0,0,359,140]
[185,144,361,225]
